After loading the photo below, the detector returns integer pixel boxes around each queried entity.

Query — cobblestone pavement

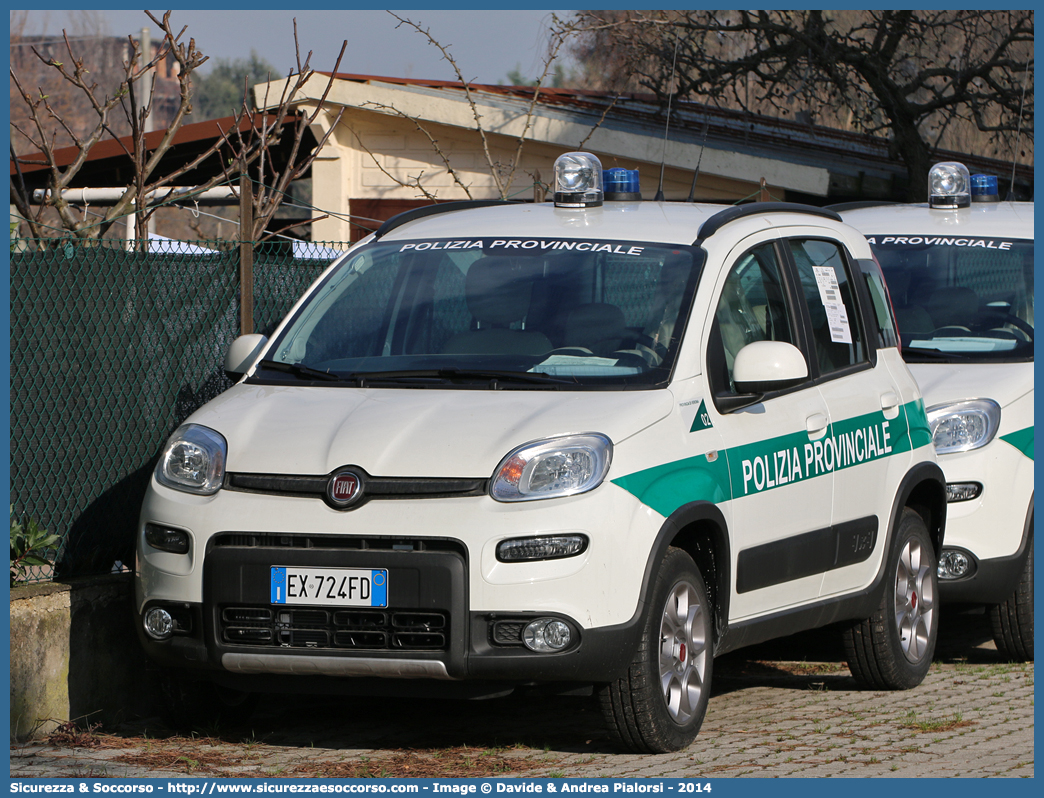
[10,608,1033,779]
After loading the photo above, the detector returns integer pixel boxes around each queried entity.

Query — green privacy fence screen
[10,238,349,583]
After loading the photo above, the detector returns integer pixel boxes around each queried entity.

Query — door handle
[881,391,900,419]
[806,413,829,440]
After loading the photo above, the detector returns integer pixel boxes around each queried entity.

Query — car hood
[186,384,674,477]
[907,361,1033,410]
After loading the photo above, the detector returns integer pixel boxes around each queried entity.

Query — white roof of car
[373,200,857,248]
[839,201,1034,239]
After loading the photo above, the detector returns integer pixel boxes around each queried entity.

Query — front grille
[224,470,487,510]
[211,533,467,557]
[221,606,449,651]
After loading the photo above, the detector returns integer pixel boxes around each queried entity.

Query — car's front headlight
[926,399,1001,454]
[155,424,227,495]
[490,433,613,502]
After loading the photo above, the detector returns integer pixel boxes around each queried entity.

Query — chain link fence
[10,237,350,583]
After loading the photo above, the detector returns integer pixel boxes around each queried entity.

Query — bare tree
[9,12,131,157]
[11,11,226,242]
[354,11,572,203]
[217,21,347,242]
[561,10,1034,199]
[10,10,348,246]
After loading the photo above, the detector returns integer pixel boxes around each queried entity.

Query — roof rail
[825,200,900,212]
[694,202,842,244]
[374,200,516,240]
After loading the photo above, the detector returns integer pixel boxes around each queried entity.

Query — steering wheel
[983,311,1034,341]
[635,333,670,359]
[548,346,594,356]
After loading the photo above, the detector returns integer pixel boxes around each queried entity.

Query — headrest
[465,256,535,326]
[927,286,978,328]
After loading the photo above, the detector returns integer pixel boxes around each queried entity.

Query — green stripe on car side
[1000,426,1034,460]
[905,397,933,451]
[612,399,930,518]
[611,453,731,519]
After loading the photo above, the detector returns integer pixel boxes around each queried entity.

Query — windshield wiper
[900,347,968,361]
[440,368,573,385]
[345,368,573,386]
[256,359,343,382]
[254,363,573,387]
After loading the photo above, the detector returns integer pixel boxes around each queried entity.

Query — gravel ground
[9,607,1033,779]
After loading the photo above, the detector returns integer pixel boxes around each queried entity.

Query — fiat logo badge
[327,470,362,508]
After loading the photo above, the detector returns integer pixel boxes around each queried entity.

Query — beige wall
[307,107,775,242]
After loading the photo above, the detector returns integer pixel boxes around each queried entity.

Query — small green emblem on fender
[690,400,713,432]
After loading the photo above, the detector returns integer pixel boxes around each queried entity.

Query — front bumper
[938,503,1033,605]
[136,478,657,687]
[137,535,642,686]
[936,441,1033,604]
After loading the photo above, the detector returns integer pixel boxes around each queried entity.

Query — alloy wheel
[658,580,709,724]
[894,535,935,662]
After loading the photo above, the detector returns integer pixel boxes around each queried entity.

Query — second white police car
[839,162,1033,661]
[137,153,946,752]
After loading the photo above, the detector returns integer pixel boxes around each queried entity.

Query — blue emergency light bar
[971,174,1000,203]
[603,168,641,201]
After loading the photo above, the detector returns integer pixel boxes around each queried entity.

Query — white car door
[702,235,834,620]
[785,237,909,598]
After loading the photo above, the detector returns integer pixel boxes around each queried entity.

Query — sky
[14,8,577,84]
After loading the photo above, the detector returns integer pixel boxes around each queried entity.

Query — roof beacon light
[603,168,641,201]
[554,152,603,208]
[970,173,1000,203]
[928,162,971,209]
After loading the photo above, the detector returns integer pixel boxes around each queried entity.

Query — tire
[598,547,713,753]
[156,672,258,731]
[844,508,938,690]
[989,534,1033,661]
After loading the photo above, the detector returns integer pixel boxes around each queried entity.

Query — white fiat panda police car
[137,153,945,753]
[838,163,1033,661]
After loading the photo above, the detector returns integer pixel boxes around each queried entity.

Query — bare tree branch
[358,101,474,200]
[562,9,1033,199]
[10,10,347,245]
[390,12,509,197]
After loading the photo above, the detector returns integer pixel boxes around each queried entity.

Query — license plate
[270,566,388,607]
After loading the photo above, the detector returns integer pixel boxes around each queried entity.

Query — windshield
[257,237,704,388]
[867,235,1033,363]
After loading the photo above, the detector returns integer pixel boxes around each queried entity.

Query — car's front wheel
[598,547,713,753]
[844,508,938,689]
[156,672,258,731]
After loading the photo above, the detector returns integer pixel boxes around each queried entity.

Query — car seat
[926,286,978,333]
[441,256,553,355]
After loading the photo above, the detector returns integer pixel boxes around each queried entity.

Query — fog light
[145,523,190,554]
[945,482,982,502]
[144,607,174,640]
[523,619,571,652]
[497,534,588,562]
[938,549,975,580]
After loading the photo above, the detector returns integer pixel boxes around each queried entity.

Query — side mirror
[733,340,808,394]
[224,334,268,381]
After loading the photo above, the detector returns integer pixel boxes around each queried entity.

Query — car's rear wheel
[598,547,713,753]
[989,533,1033,661]
[844,508,937,689]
